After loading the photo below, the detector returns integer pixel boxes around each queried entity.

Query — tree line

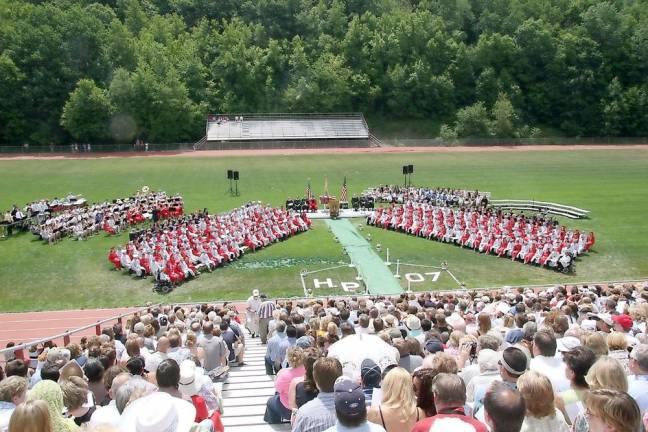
[1,0,648,145]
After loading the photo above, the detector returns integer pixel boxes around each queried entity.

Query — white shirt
[89,400,120,428]
[530,355,570,393]
[628,374,648,413]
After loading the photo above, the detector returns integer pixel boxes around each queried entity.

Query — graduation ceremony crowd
[368,202,595,271]
[2,281,648,432]
[108,202,311,286]
[361,185,490,208]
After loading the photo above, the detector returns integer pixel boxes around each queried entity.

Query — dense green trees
[1,0,648,144]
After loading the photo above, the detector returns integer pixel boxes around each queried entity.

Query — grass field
[1,148,647,312]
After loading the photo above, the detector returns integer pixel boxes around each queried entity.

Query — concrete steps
[220,331,291,431]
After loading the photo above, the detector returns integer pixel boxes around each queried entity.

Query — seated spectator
[293,357,343,432]
[517,371,569,432]
[27,380,79,432]
[606,332,629,371]
[627,344,648,413]
[0,376,28,431]
[325,379,385,432]
[264,347,305,424]
[178,360,224,432]
[466,349,501,402]
[411,373,487,431]
[60,376,95,426]
[4,360,28,379]
[529,330,570,393]
[555,347,596,424]
[288,347,320,413]
[156,359,183,399]
[359,359,381,405]
[84,359,107,406]
[394,339,422,373]
[8,399,52,432]
[367,367,424,431]
[412,368,438,417]
[88,372,131,428]
[119,391,196,432]
[483,381,526,432]
[583,389,641,432]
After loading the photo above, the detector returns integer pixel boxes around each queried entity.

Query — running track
[0,303,248,353]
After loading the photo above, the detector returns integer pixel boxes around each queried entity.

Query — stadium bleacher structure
[202,113,371,150]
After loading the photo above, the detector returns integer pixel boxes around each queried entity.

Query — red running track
[0,302,249,352]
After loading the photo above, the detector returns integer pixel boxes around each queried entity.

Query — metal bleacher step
[220,330,291,431]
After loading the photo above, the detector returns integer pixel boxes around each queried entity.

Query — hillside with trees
[1,0,648,144]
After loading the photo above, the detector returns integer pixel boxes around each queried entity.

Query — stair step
[223,387,276,398]
[222,415,289,427]
[224,424,290,432]
[224,380,275,390]
[223,396,270,406]
[222,404,266,417]
[227,374,275,384]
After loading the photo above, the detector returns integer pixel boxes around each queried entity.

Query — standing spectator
[411,373,487,431]
[265,321,290,376]
[483,381,526,432]
[583,389,641,432]
[246,289,261,338]
[0,376,28,431]
[517,371,569,432]
[529,330,570,393]
[324,379,385,432]
[628,344,648,413]
[258,294,276,344]
[8,399,52,432]
[264,347,305,424]
[367,367,424,431]
[293,357,343,432]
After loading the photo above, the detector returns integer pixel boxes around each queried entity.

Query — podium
[329,197,340,219]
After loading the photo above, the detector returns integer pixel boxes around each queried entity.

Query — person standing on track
[246,289,261,338]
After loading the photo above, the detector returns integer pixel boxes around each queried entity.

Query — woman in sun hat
[178,360,224,432]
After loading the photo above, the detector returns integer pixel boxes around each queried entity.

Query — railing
[0,304,160,362]
[384,137,648,147]
[0,142,197,154]
[207,112,366,121]
[490,199,590,219]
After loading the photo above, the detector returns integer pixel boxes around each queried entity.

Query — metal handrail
[0,303,160,358]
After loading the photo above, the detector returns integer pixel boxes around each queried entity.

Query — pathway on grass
[326,219,403,295]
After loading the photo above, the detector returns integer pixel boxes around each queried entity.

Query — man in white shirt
[529,330,570,393]
[628,344,648,413]
[145,336,169,375]
[246,289,261,338]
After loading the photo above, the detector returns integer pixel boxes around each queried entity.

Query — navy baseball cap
[425,338,445,354]
[334,379,366,418]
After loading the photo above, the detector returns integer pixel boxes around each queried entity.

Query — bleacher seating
[207,114,369,142]
[489,199,590,219]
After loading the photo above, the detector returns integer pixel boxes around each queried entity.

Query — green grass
[1,148,647,311]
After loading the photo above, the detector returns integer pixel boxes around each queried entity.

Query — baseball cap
[252,289,259,297]
[334,379,366,419]
[611,314,633,331]
[505,328,524,345]
[360,359,381,388]
[296,336,314,349]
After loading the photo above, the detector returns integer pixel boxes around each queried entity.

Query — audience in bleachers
[0,280,647,431]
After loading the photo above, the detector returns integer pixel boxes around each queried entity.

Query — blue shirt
[266,331,291,364]
[293,392,337,432]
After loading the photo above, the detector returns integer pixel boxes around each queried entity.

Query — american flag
[306,179,313,200]
[340,176,348,202]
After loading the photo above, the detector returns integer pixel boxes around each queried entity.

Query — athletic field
[1,147,647,312]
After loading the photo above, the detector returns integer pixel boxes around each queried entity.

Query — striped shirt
[293,392,337,432]
[258,300,277,319]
